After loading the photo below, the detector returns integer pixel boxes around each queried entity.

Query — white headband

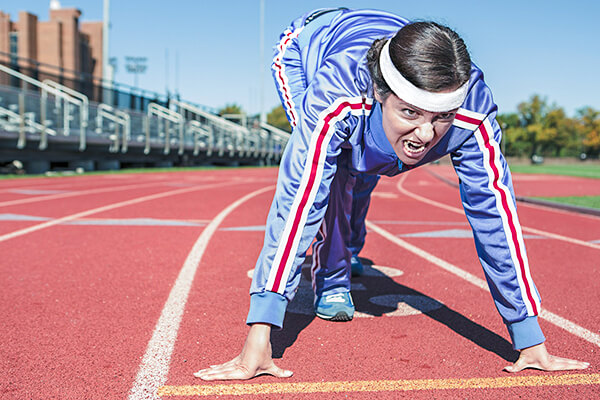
[379,40,468,112]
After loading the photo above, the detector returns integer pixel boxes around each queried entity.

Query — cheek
[434,123,454,140]
[382,112,412,139]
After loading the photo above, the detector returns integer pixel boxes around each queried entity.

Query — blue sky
[3,1,599,117]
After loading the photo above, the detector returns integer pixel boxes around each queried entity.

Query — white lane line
[0,181,170,208]
[128,185,275,400]
[366,221,488,290]
[0,181,240,243]
[366,221,600,347]
[0,181,83,194]
[0,214,210,226]
[395,174,600,250]
[519,226,600,249]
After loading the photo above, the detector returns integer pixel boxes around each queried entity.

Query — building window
[9,32,18,66]
[80,36,91,75]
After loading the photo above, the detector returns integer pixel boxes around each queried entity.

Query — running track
[0,166,598,399]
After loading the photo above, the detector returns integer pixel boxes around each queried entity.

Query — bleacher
[0,62,290,174]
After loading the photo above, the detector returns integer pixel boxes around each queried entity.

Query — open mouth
[403,139,427,156]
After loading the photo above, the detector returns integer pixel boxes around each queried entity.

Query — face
[376,92,457,165]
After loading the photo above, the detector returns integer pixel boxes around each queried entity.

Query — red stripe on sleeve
[270,100,369,292]
[455,113,482,126]
[479,123,538,315]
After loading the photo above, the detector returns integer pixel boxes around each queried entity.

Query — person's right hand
[193,323,293,381]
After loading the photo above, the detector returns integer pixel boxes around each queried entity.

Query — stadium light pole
[259,0,265,124]
[102,0,114,104]
[125,56,147,88]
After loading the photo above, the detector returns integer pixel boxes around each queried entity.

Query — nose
[414,122,434,143]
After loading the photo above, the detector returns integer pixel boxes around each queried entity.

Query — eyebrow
[401,101,458,116]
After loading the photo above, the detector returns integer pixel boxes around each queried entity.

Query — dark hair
[367,22,471,101]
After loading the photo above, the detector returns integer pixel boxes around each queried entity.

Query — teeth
[404,140,425,153]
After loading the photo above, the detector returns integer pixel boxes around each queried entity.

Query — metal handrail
[146,103,184,155]
[259,122,290,161]
[43,79,89,127]
[1,64,286,165]
[188,120,213,156]
[0,104,57,147]
[171,99,246,132]
[96,103,131,153]
[172,100,268,159]
[0,64,88,150]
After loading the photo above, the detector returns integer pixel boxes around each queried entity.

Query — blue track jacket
[247,8,544,350]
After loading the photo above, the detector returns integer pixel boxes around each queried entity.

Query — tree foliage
[578,107,600,157]
[498,95,599,159]
[218,103,244,116]
[267,105,292,133]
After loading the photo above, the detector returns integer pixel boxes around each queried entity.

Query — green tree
[578,107,600,157]
[218,103,244,116]
[266,105,292,133]
[516,95,548,157]
[498,112,528,157]
[540,107,572,156]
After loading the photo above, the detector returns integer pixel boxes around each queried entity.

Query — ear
[373,82,392,105]
[373,84,384,103]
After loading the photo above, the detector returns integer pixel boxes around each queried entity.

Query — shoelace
[325,293,347,303]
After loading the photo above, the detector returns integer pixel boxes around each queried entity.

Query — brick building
[0,1,103,84]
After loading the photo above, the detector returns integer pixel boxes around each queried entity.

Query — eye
[401,108,418,118]
[436,112,455,121]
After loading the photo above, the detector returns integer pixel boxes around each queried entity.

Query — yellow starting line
[158,373,600,396]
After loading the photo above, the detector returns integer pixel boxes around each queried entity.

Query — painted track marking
[395,174,600,250]
[365,221,600,347]
[127,185,275,400]
[0,181,240,243]
[158,373,600,396]
[0,180,172,207]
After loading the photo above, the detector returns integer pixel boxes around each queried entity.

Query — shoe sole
[316,311,353,322]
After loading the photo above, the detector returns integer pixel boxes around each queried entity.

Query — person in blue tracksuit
[195,8,589,380]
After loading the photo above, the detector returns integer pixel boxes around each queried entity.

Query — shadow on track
[271,257,519,363]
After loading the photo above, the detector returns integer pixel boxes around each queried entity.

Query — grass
[535,196,600,210]
[508,163,600,210]
[509,163,600,179]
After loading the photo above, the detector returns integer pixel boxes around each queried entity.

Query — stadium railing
[0,64,290,173]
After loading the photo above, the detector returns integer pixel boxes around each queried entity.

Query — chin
[396,153,423,166]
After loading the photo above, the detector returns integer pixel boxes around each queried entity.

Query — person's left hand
[504,343,589,372]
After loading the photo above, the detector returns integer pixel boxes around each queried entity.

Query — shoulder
[452,63,498,130]
[462,64,497,116]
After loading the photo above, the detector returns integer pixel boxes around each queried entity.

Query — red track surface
[1,166,599,399]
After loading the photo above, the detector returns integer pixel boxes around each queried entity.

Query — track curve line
[0,180,171,208]
[128,185,275,400]
[0,180,242,243]
[365,220,600,348]
[395,174,600,251]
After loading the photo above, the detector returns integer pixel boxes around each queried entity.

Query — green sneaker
[315,292,354,321]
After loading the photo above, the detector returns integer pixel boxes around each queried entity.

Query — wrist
[506,316,545,350]
[247,291,288,329]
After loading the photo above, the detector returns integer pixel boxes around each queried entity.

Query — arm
[452,106,588,371]
[247,76,371,329]
[196,57,372,379]
[452,114,544,350]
